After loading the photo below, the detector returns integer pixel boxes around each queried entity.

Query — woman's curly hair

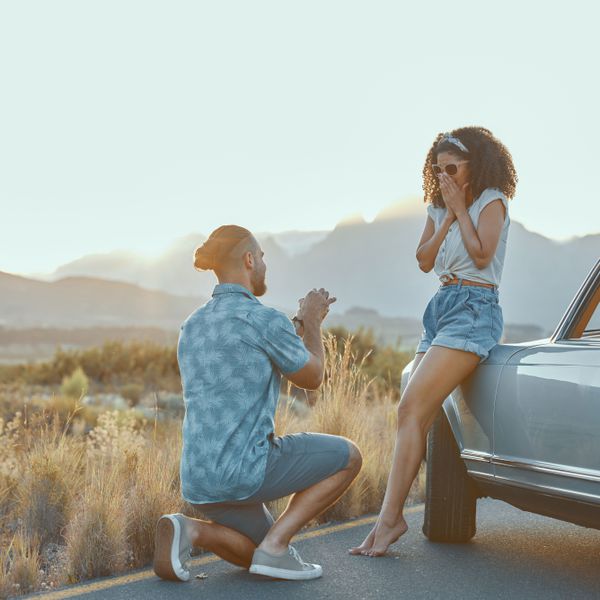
[422,126,518,208]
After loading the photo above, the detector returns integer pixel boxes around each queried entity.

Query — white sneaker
[249,545,323,580]
[153,513,192,582]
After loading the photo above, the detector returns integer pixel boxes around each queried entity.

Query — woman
[350,126,517,557]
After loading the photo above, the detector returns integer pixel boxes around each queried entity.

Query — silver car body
[402,258,600,527]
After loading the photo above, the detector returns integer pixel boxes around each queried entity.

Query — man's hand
[297,288,336,324]
[286,288,336,391]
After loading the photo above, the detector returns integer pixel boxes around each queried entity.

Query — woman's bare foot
[349,517,408,557]
[348,523,377,555]
[365,517,408,556]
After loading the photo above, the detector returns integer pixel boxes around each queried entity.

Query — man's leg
[183,441,361,562]
[156,435,362,580]
[184,517,257,568]
[257,441,362,555]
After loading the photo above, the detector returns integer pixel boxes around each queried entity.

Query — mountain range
[39,199,599,332]
[0,271,204,330]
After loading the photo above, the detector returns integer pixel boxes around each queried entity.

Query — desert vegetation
[0,332,420,598]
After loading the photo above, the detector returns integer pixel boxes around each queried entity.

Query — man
[153,224,362,582]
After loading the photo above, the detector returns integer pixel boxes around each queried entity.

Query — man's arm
[285,289,334,391]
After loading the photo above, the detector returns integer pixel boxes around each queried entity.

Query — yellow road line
[32,505,424,600]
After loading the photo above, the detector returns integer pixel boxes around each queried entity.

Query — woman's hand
[439,173,468,216]
[443,203,457,226]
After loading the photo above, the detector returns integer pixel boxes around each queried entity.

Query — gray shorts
[189,432,351,545]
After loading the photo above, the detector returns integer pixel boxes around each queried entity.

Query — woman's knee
[396,397,427,432]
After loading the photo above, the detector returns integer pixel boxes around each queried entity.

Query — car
[400,258,600,541]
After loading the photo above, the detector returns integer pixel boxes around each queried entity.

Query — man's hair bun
[193,225,253,272]
[193,243,216,271]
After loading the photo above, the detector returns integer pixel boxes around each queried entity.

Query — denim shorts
[416,280,504,364]
[189,432,351,545]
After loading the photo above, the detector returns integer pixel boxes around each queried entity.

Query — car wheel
[422,410,477,542]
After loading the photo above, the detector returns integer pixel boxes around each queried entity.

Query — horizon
[9,201,597,281]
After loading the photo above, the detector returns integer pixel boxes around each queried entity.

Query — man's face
[251,247,267,297]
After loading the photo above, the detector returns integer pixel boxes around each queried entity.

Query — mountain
[0,272,206,329]
[43,199,600,331]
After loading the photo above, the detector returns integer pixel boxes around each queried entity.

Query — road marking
[32,504,424,599]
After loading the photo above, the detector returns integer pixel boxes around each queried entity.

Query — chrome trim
[493,474,600,503]
[467,471,495,481]
[493,456,600,483]
[461,450,492,464]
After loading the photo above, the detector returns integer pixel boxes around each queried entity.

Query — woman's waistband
[439,276,498,290]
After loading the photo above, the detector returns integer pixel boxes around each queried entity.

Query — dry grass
[124,426,186,568]
[0,334,422,597]
[15,430,84,549]
[271,335,424,522]
[64,465,127,582]
[0,532,41,597]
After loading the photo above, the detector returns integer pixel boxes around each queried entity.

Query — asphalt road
[24,499,600,600]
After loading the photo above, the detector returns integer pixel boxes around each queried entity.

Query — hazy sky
[2,1,599,275]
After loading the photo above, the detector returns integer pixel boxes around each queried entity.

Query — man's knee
[344,439,362,475]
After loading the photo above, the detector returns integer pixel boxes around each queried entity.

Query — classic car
[400,258,600,541]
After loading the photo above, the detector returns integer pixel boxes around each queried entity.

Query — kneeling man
[153,225,362,582]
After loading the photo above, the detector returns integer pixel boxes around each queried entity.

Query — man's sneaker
[153,513,192,581]
[249,545,323,580]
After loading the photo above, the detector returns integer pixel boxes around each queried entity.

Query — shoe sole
[249,563,323,581]
[153,515,190,582]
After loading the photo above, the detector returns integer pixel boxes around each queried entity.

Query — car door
[493,259,600,504]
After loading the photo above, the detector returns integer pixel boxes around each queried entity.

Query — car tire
[422,410,477,542]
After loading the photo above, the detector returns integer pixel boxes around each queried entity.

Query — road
[24,499,600,599]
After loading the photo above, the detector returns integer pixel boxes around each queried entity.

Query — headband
[439,132,469,154]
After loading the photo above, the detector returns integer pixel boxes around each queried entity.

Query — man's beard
[252,273,267,297]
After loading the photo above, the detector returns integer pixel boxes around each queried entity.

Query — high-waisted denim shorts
[416,280,504,363]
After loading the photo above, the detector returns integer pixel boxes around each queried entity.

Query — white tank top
[426,187,510,287]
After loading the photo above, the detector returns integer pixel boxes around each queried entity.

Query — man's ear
[243,250,254,269]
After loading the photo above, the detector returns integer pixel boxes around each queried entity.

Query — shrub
[60,368,89,399]
[1,532,41,597]
[64,467,127,582]
[15,436,83,548]
[120,383,144,405]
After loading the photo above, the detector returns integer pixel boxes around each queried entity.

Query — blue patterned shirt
[177,283,310,504]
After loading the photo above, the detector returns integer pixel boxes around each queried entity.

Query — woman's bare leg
[348,351,425,555]
[350,345,480,556]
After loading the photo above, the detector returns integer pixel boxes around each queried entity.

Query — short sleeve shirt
[177,283,310,504]
[426,187,510,287]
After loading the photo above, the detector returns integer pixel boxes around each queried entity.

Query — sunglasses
[432,161,469,176]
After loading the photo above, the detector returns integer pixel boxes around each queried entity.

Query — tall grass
[272,335,422,522]
[0,334,418,597]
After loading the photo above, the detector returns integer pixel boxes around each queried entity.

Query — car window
[568,281,600,340]
[584,303,600,337]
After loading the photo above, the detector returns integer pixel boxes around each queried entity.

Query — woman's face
[434,151,471,191]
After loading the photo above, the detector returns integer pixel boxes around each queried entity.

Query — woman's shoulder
[426,202,444,217]
[475,187,509,211]
[475,187,510,225]
[477,187,508,203]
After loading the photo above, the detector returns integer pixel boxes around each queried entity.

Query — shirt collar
[212,283,259,302]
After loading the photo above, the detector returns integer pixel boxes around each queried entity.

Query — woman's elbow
[474,255,491,270]
[418,260,433,273]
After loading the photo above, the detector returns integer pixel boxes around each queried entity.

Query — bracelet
[292,316,304,329]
